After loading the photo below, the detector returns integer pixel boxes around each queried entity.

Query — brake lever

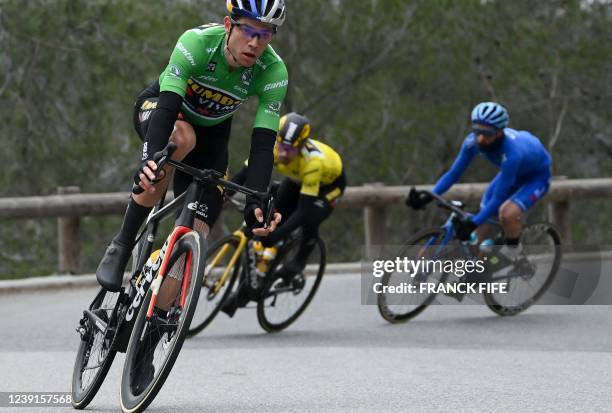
[263,194,275,228]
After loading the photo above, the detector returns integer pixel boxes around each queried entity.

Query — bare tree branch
[549,99,568,151]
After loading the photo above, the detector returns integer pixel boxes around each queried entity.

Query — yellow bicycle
[188,201,326,334]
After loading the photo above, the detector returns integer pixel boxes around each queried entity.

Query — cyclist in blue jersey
[406,102,552,257]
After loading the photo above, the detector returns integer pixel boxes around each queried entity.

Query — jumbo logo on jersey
[185,78,244,119]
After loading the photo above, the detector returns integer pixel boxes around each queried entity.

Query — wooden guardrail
[1,177,611,274]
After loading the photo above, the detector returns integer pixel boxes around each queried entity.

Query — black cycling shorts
[133,82,232,227]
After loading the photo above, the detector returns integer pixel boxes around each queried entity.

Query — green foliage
[0,0,610,275]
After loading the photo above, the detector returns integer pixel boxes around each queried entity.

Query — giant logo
[184,78,244,119]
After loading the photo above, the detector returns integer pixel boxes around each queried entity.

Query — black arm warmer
[244,127,276,205]
[141,91,183,161]
[262,194,317,247]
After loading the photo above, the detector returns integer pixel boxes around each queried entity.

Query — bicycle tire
[377,228,448,324]
[484,222,562,316]
[120,230,205,413]
[187,234,243,336]
[257,237,326,333]
[71,289,120,409]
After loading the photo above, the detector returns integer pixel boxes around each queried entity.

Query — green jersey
[158,24,288,130]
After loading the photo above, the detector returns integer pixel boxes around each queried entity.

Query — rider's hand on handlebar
[453,216,477,241]
[133,160,166,194]
[405,188,433,210]
[251,207,282,237]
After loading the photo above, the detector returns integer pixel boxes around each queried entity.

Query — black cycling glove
[405,188,433,210]
[453,216,477,241]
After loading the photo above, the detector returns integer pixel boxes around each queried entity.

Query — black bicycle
[188,196,326,335]
[377,190,562,323]
[71,143,274,412]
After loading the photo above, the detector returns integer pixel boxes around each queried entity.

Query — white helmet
[227,0,286,29]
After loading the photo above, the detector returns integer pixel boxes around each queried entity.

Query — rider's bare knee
[170,121,196,158]
[499,203,521,225]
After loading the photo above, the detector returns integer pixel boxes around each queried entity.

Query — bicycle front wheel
[188,234,243,336]
[257,238,326,333]
[120,230,205,413]
[377,228,448,323]
[484,222,562,316]
[71,288,120,409]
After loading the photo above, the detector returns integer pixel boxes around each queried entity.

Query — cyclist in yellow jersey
[232,112,346,276]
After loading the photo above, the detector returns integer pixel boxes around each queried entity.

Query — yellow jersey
[274,139,343,197]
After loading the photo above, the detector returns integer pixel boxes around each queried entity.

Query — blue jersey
[432,128,552,225]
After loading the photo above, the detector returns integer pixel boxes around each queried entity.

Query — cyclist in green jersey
[96,0,287,293]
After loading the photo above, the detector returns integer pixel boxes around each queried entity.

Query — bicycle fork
[146,226,193,319]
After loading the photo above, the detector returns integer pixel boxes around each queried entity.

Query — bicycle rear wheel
[120,230,205,413]
[188,234,242,336]
[484,222,562,316]
[257,237,326,333]
[71,288,120,409]
[377,228,448,323]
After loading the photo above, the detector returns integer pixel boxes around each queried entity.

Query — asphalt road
[1,274,611,412]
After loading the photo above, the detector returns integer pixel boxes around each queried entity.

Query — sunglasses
[472,127,498,138]
[231,19,275,42]
[277,142,299,154]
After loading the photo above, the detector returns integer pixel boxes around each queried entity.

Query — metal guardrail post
[57,186,81,274]
[363,183,387,259]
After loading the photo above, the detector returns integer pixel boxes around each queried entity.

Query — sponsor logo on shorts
[528,185,547,203]
[139,100,157,124]
[139,111,153,123]
[140,100,157,110]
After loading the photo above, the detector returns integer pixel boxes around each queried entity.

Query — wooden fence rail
[1,177,611,274]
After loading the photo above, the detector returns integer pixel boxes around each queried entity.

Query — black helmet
[278,112,311,148]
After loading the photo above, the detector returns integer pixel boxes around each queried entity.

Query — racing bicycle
[71,142,274,412]
[377,190,562,323]
[187,196,326,335]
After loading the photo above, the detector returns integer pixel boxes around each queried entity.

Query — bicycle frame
[207,228,249,294]
[417,190,502,260]
[108,153,272,348]
[137,158,269,320]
